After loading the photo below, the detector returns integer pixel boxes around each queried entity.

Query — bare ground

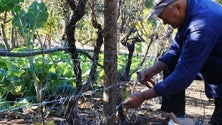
[108,80,212,125]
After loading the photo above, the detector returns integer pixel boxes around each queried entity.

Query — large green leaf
[12,1,48,34]
[27,1,48,29]
[12,9,30,34]
[0,0,24,13]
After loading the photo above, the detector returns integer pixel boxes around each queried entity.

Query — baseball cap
[148,0,176,20]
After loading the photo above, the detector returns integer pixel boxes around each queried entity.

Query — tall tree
[103,0,118,124]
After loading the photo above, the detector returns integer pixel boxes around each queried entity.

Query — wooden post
[103,0,118,124]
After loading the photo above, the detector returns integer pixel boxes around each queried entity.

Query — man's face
[158,3,185,29]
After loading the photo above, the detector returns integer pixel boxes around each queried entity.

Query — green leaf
[135,42,142,53]
[147,19,157,27]
[12,1,48,35]
[0,99,11,109]
[0,68,7,82]
[0,60,8,70]
[0,0,24,14]
[12,9,28,34]
[15,98,30,107]
[144,0,152,9]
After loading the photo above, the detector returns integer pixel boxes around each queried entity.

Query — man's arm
[123,88,158,108]
[154,29,218,96]
[137,39,181,85]
[141,61,167,77]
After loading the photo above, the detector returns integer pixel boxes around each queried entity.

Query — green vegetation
[0,50,154,109]
[0,0,173,112]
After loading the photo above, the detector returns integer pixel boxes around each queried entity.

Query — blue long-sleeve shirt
[153,0,222,99]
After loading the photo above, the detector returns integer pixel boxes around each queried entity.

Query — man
[124,0,222,124]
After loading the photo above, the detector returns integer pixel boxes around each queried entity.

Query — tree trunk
[87,21,103,88]
[65,0,86,91]
[103,0,118,124]
[63,1,86,124]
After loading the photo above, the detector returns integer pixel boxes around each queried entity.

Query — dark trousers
[161,90,186,116]
[161,69,222,124]
[209,99,222,125]
[160,69,186,117]
[160,67,205,116]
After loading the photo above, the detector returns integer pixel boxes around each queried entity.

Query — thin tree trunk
[103,0,118,124]
[63,0,86,124]
[87,23,103,87]
[65,0,86,91]
[86,1,104,88]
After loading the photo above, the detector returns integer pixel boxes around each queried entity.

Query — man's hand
[123,89,159,109]
[123,92,145,108]
[137,71,155,88]
[136,61,167,88]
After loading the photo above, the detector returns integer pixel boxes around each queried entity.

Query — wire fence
[0,38,215,125]
[0,43,151,124]
[0,24,214,125]
[0,1,214,122]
